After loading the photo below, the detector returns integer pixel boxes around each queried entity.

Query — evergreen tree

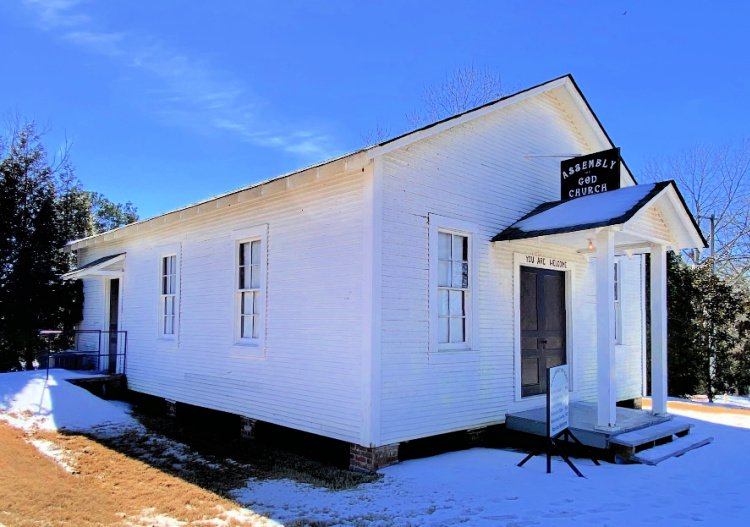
[666,253,703,397]
[667,252,748,400]
[0,123,133,371]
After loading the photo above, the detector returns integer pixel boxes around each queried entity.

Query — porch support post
[650,243,669,416]
[596,228,617,429]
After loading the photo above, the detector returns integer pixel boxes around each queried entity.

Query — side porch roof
[62,252,125,280]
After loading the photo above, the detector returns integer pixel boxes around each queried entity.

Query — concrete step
[632,435,713,465]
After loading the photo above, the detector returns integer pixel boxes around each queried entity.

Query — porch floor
[506,401,672,449]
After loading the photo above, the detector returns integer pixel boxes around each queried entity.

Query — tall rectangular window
[238,239,261,340]
[161,255,177,336]
[614,260,622,344]
[437,231,469,346]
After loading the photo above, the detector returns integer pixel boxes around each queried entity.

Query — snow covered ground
[0,369,139,434]
[2,369,749,526]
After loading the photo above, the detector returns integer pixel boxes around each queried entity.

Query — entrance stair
[609,420,712,465]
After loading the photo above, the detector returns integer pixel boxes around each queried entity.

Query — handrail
[40,329,128,377]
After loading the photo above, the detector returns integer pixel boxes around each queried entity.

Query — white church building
[63,75,705,471]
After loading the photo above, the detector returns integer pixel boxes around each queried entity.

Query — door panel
[520,267,566,397]
[522,357,539,386]
[520,272,538,331]
[543,274,564,331]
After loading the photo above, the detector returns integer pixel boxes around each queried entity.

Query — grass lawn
[0,422,276,526]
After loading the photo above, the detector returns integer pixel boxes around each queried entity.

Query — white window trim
[159,254,178,339]
[511,252,575,403]
[614,258,623,345]
[428,214,479,361]
[156,243,181,346]
[232,224,268,356]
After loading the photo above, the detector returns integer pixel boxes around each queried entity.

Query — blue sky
[2,1,748,218]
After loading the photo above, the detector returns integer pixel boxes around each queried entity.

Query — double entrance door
[520,266,566,397]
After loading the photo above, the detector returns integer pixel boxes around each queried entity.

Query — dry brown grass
[0,423,277,526]
[642,397,750,416]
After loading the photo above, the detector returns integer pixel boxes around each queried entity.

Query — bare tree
[407,64,504,128]
[643,139,750,284]
[360,122,393,146]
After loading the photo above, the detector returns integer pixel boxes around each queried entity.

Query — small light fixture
[587,238,594,251]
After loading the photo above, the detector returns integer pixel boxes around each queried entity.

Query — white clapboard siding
[76,264,106,352]
[377,90,645,445]
[616,255,647,401]
[72,81,659,449]
[628,207,672,243]
[76,169,368,443]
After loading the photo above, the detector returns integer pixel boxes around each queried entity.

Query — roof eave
[65,151,371,251]
[366,75,573,160]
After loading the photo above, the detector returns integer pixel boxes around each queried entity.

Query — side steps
[609,420,713,465]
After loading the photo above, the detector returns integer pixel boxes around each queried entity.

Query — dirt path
[0,423,277,526]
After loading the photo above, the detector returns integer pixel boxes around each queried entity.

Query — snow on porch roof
[492,181,706,248]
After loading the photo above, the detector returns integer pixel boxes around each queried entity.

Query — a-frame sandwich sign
[517,365,599,477]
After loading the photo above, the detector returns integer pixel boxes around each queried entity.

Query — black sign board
[560,147,620,201]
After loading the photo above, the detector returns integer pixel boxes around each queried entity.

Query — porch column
[596,228,617,429]
[650,243,668,416]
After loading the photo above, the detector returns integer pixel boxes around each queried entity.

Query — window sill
[230,341,265,359]
[157,336,178,351]
[428,349,480,365]
[517,393,546,403]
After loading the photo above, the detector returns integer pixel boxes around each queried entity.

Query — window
[614,260,622,344]
[160,255,177,336]
[238,239,262,341]
[429,215,477,358]
[438,231,469,347]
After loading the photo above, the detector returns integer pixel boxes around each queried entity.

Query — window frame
[233,225,268,350]
[159,253,178,338]
[437,231,470,349]
[428,214,479,357]
[614,258,623,345]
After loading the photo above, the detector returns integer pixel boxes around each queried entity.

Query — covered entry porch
[494,182,707,430]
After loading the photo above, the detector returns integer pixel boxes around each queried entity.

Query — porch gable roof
[62,252,125,280]
[492,181,707,250]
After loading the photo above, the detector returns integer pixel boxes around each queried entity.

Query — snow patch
[29,438,78,473]
[0,369,139,434]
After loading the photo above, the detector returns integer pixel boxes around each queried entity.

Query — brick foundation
[165,398,177,418]
[240,417,257,440]
[349,443,400,473]
[466,426,488,446]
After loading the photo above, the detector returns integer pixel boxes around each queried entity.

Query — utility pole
[709,214,716,402]
[709,214,716,274]
[698,214,717,402]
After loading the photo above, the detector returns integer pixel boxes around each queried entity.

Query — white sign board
[547,365,570,438]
